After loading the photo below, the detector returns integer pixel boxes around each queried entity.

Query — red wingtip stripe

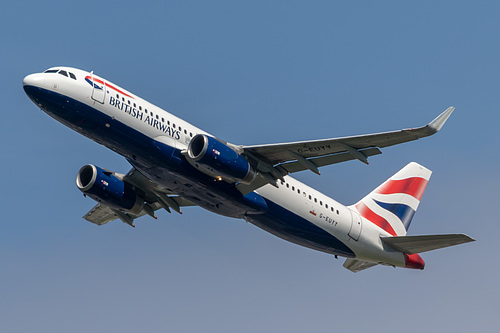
[376,177,428,201]
[355,202,397,236]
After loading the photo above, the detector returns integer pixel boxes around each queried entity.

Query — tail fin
[352,162,432,236]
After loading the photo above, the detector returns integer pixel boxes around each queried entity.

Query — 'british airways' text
[109,96,181,140]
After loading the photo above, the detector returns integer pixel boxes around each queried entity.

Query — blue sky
[2,1,499,332]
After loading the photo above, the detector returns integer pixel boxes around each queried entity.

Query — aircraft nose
[23,73,49,105]
[23,73,45,88]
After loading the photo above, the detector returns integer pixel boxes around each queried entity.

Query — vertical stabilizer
[352,162,432,236]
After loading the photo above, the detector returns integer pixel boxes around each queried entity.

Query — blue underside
[24,85,354,257]
[247,200,354,257]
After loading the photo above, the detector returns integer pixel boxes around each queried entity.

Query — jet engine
[187,134,256,184]
[76,164,143,214]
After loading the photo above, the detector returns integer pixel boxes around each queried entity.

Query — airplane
[23,66,474,272]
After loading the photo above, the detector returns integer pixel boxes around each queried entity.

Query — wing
[83,167,195,227]
[237,107,454,193]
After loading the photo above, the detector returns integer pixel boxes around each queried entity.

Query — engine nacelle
[76,164,143,214]
[187,134,256,184]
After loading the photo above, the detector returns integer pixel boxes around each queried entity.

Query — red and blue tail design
[352,162,432,236]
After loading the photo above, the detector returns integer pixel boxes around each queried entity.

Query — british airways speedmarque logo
[85,76,134,98]
[85,76,103,90]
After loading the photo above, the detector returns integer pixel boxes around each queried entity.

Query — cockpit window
[43,69,77,80]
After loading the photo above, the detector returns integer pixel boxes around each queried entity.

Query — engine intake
[76,164,143,214]
[187,134,256,184]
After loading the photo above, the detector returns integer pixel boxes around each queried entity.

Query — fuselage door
[349,209,362,241]
[90,71,106,104]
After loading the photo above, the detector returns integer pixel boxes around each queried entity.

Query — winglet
[426,106,455,134]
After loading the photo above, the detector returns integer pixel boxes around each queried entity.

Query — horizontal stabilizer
[343,258,379,273]
[381,234,475,254]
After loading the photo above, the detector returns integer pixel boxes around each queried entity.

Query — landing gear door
[90,71,106,104]
[349,209,362,241]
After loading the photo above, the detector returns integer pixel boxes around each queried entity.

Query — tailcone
[404,253,425,270]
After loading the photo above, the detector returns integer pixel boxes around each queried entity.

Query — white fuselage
[23,66,410,268]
